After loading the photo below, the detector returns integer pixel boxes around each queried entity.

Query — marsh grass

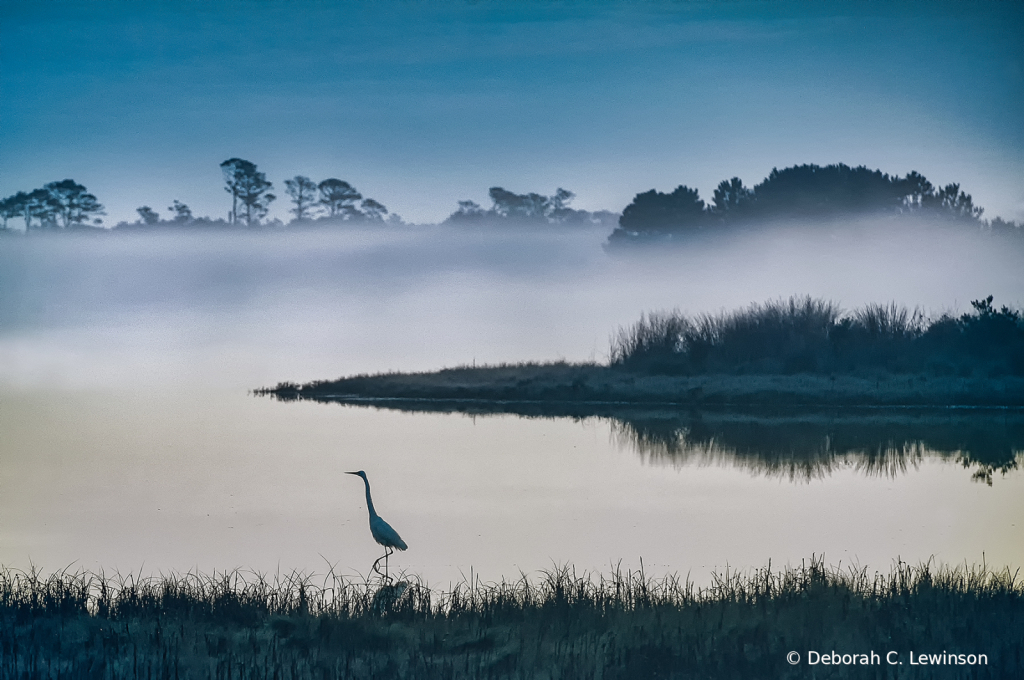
[265,296,1024,410]
[610,295,1024,377]
[2,557,1021,678]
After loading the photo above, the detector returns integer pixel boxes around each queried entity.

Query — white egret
[346,470,407,581]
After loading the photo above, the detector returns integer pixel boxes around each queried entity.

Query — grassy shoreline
[264,362,1024,407]
[3,557,1020,679]
[265,295,1024,408]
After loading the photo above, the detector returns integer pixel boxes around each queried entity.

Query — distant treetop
[1,160,1018,239]
[446,186,617,228]
[0,180,104,231]
[609,163,992,245]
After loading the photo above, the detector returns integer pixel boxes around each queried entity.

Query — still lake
[1,224,1022,586]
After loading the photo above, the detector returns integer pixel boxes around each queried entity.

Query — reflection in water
[613,414,925,481]
[609,410,1023,484]
[288,396,1023,485]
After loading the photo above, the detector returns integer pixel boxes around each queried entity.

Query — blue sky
[2,0,1022,224]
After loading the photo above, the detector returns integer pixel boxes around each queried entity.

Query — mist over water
[1,222,1022,584]
[1,219,1020,387]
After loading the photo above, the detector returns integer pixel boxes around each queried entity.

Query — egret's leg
[372,553,387,581]
[371,548,394,585]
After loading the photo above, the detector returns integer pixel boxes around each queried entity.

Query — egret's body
[346,470,406,580]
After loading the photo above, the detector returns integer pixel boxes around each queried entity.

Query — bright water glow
[0,226,1021,585]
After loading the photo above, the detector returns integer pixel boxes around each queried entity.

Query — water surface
[1,226,1021,585]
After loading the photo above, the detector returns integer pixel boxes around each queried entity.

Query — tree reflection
[606,411,1023,483]
[279,393,1022,484]
[609,414,874,480]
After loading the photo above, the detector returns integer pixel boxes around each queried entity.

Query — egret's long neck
[361,477,378,519]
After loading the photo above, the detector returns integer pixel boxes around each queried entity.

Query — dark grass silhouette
[2,557,1020,679]
[610,295,1024,377]
[264,296,1024,408]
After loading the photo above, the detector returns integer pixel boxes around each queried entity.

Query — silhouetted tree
[488,187,552,221]
[220,158,248,224]
[618,185,706,235]
[447,200,487,223]
[168,200,193,223]
[931,183,983,221]
[318,179,362,219]
[0,192,28,230]
[746,165,984,224]
[25,188,60,229]
[136,206,160,225]
[284,175,319,221]
[239,176,274,225]
[899,171,934,210]
[548,188,591,224]
[607,163,997,248]
[360,198,388,222]
[220,159,274,226]
[42,180,104,228]
[751,164,908,218]
[446,187,606,226]
[221,159,274,225]
[712,177,753,214]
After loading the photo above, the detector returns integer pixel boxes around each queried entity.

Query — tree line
[215,159,398,227]
[125,160,401,229]
[445,187,617,227]
[0,159,401,232]
[609,163,1021,244]
[0,180,106,231]
[1,160,1021,237]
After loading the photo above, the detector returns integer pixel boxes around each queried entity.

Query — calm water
[1,226,1022,586]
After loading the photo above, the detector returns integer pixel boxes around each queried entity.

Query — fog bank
[0,220,1020,390]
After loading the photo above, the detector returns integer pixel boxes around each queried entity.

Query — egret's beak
[345,471,359,475]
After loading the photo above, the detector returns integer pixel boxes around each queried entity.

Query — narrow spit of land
[265,296,1024,408]
[264,362,1024,408]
